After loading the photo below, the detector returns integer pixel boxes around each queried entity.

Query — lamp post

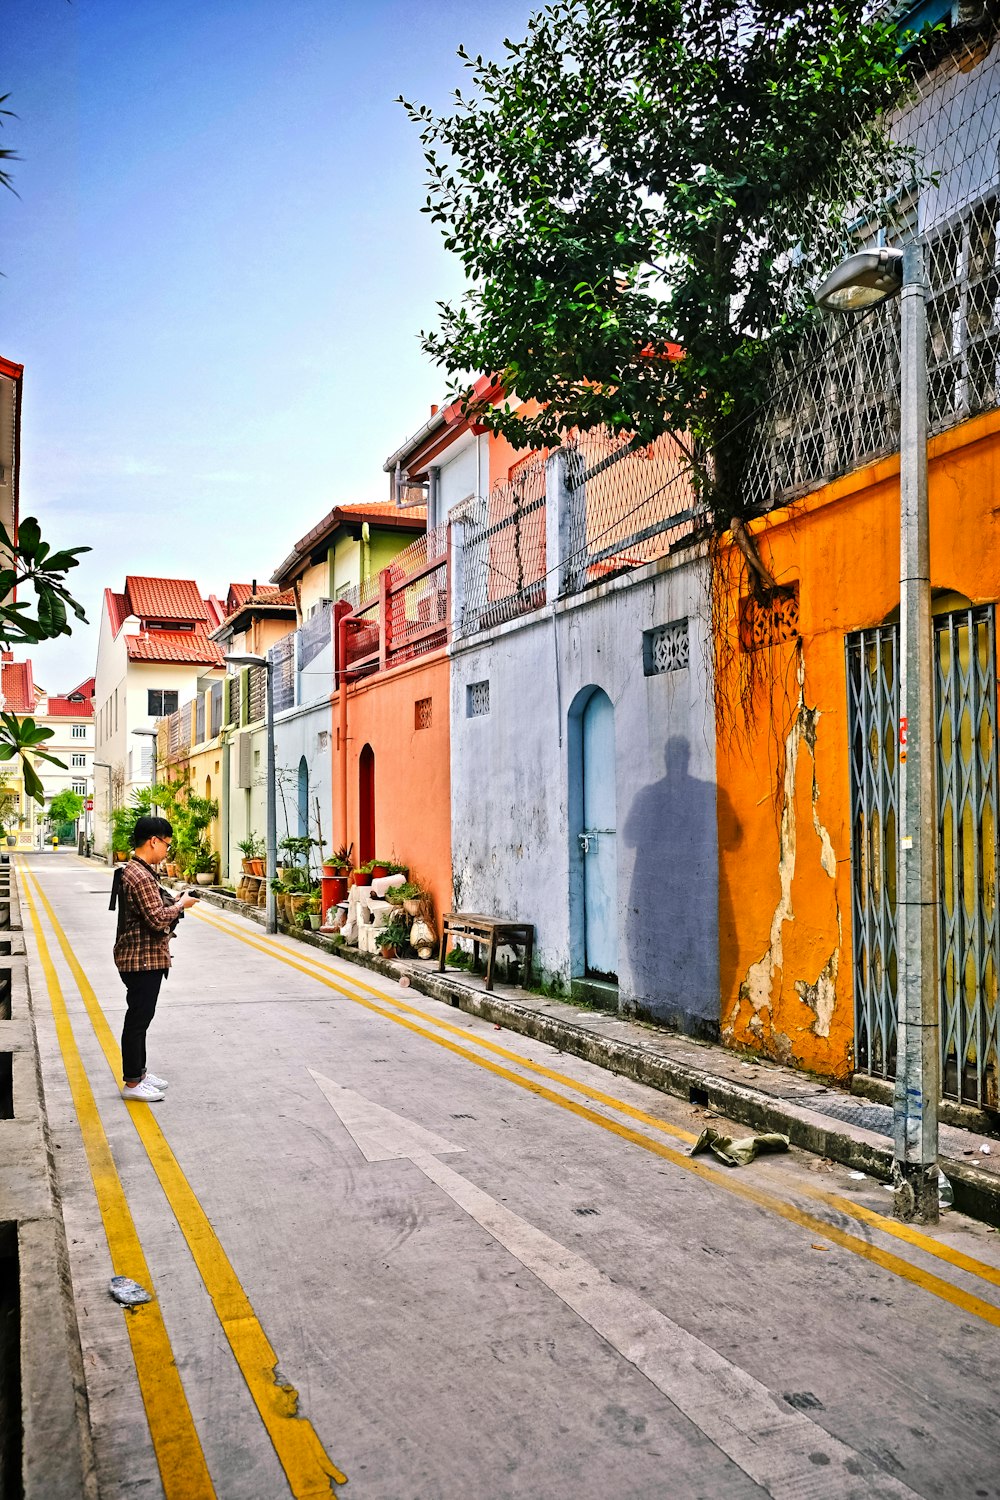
[224,652,276,934]
[93,760,115,869]
[131,728,159,806]
[816,243,940,1223]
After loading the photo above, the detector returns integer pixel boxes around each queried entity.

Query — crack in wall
[728,660,842,1051]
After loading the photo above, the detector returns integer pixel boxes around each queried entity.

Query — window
[144,620,194,631]
[642,619,690,676]
[71,753,86,767]
[72,725,86,739]
[147,689,179,716]
[467,680,490,717]
[72,781,86,795]
[415,697,433,729]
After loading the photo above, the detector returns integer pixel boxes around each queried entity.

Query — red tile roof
[45,697,94,718]
[227,581,282,611]
[1,660,35,712]
[125,576,208,622]
[125,631,224,666]
[105,589,132,637]
[204,595,227,631]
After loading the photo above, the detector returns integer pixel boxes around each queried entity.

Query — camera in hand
[186,889,203,900]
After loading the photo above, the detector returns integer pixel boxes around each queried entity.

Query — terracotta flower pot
[250,858,265,876]
[369,864,389,879]
[351,870,369,886]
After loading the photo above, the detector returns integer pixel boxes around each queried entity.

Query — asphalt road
[19,853,1000,1500]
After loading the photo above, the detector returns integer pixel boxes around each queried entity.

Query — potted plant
[369,855,391,879]
[238,832,266,875]
[322,842,353,879]
[304,894,322,930]
[377,915,411,959]
[193,842,218,886]
[385,880,425,917]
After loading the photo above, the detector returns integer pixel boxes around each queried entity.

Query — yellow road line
[194,905,1000,1296]
[20,876,217,1500]
[191,900,1000,1327]
[22,866,348,1497]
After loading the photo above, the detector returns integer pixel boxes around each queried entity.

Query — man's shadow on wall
[622,736,740,1032]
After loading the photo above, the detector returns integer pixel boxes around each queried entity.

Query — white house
[93,575,225,855]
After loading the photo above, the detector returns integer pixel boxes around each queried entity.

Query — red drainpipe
[335,605,352,851]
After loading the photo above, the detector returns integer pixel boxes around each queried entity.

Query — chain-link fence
[740,26,1000,515]
[455,453,548,635]
[341,525,449,676]
[269,634,296,713]
[562,428,701,590]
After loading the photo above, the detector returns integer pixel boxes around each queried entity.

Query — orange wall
[717,409,1000,1079]
[334,649,452,931]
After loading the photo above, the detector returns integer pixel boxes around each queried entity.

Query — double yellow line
[193,899,1000,1328]
[19,863,347,1499]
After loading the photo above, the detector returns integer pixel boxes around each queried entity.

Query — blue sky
[2,0,532,687]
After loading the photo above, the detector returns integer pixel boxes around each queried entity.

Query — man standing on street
[111,814,198,1103]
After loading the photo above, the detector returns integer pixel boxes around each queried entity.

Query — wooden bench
[439,913,534,992]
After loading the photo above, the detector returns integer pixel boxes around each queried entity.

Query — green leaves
[0,516,89,799]
[405,0,925,509]
[0,516,89,645]
[0,713,64,803]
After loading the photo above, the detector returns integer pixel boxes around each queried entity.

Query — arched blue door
[297,757,309,838]
[581,689,617,979]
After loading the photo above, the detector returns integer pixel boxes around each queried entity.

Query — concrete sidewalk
[201,886,1000,1226]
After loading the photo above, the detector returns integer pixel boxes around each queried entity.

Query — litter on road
[109,1276,152,1307]
[690,1128,790,1168]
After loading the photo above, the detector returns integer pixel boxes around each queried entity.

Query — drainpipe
[220,727,232,881]
[337,609,350,849]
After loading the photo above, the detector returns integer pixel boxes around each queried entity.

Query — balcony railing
[342,526,449,677]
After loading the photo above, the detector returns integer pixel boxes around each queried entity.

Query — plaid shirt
[113,858,184,973]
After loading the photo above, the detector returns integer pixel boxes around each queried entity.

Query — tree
[48,788,85,826]
[403,0,926,511]
[0,517,89,800]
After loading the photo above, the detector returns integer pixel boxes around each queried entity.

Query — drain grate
[793,1093,894,1137]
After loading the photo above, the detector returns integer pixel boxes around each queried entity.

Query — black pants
[120,969,166,1082]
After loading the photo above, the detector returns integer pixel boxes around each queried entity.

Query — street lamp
[816,241,940,1223]
[224,652,276,934]
[93,761,115,870]
[131,728,159,805]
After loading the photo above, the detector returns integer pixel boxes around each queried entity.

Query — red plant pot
[351,869,369,886]
[369,864,389,880]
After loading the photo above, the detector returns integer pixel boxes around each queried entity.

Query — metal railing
[270,634,296,713]
[342,526,448,677]
[455,455,547,636]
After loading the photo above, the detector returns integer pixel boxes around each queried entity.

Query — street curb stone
[3,864,98,1499]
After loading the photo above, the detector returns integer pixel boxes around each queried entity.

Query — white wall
[449,550,720,1035]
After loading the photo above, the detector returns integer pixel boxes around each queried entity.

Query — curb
[197,887,1000,1228]
[1,864,98,1499]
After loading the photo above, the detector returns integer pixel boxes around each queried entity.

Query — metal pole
[264,662,277,935]
[893,239,940,1223]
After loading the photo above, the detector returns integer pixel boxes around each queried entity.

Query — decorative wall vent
[467,680,490,717]
[415,696,433,729]
[739,585,800,652]
[643,618,689,676]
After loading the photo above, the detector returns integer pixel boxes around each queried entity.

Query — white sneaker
[122,1079,164,1102]
[144,1071,169,1090]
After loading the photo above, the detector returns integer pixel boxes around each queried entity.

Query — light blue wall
[450,551,720,1036]
[273,700,332,851]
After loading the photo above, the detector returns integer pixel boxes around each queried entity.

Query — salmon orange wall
[334,649,452,929]
[717,409,1000,1079]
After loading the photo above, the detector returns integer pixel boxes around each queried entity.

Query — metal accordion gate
[847,605,1000,1108]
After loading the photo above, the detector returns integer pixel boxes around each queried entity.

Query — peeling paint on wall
[727,658,842,1056]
